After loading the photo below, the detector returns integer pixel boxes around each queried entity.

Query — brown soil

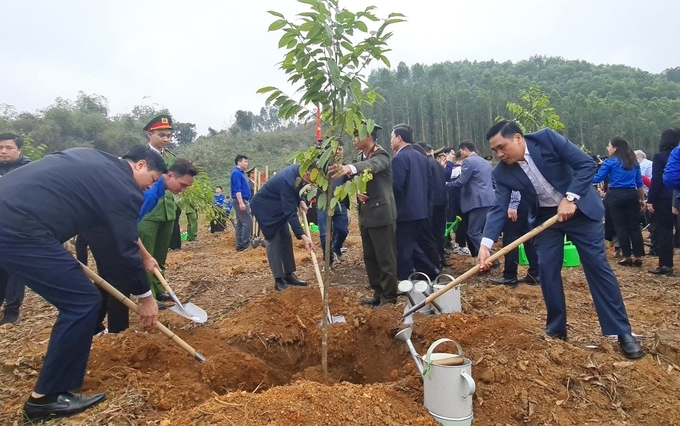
[1,215,680,425]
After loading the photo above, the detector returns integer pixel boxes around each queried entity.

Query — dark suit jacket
[450,152,494,214]
[428,156,448,207]
[392,145,429,222]
[482,128,604,242]
[353,144,397,228]
[250,164,305,241]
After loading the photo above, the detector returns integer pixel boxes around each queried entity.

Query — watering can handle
[461,370,476,397]
[408,271,432,286]
[424,338,464,364]
[434,274,456,286]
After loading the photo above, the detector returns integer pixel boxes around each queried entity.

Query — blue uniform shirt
[138,175,167,221]
[230,167,252,200]
[592,157,642,189]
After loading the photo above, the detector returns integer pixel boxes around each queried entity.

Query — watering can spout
[394,327,424,376]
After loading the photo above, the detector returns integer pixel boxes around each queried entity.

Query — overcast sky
[1,0,678,135]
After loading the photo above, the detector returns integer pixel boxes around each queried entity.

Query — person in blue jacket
[0,146,165,421]
[250,164,314,291]
[478,121,643,360]
[592,137,645,267]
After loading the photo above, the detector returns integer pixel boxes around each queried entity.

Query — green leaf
[355,20,368,32]
[268,10,285,18]
[268,19,287,31]
[317,147,332,169]
[329,197,338,210]
[256,86,277,94]
[299,21,315,32]
[317,193,327,210]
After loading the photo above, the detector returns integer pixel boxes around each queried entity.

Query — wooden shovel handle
[153,267,173,294]
[431,356,464,366]
[404,214,559,318]
[80,262,205,362]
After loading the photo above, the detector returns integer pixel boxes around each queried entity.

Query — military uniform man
[330,124,398,307]
[137,115,177,301]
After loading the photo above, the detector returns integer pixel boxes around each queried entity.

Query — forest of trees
[2,57,680,183]
[364,57,680,156]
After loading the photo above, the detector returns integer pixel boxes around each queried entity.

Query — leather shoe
[24,392,106,422]
[648,266,673,276]
[0,311,20,326]
[156,300,167,310]
[156,293,173,302]
[360,296,381,306]
[618,258,633,266]
[274,278,289,291]
[618,334,644,359]
[545,329,567,341]
[284,273,307,286]
[518,275,540,285]
[489,277,518,287]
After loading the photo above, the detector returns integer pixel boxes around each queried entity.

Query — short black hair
[0,133,23,149]
[169,159,198,177]
[415,141,433,152]
[486,120,524,141]
[392,124,414,144]
[216,185,223,190]
[660,127,680,152]
[122,145,167,173]
[412,143,428,156]
[234,154,248,165]
[459,140,476,152]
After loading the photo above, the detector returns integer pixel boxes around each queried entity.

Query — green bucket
[445,216,462,237]
[563,241,581,267]
[518,243,529,265]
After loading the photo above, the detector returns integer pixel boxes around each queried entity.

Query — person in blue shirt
[231,155,253,251]
[592,137,645,266]
[210,186,227,233]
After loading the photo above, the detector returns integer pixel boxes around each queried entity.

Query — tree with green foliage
[259,0,404,380]
[501,85,565,133]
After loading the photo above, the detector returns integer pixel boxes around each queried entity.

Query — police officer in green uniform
[185,204,198,241]
[137,115,177,301]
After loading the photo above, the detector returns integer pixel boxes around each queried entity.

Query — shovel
[80,262,205,362]
[404,215,559,317]
[153,268,207,324]
[302,212,346,324]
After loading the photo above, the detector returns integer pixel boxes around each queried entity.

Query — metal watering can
[395,328,476,425]
[432,274,462,314]
[399,272,435,323]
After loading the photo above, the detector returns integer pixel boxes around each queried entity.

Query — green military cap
[144,114,173,132]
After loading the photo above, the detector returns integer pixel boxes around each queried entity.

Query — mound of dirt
[165,380,439,426]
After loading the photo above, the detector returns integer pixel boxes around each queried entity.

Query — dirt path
[1,217,679,425]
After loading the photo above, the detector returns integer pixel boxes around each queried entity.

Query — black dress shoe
[633,258,643,267]
[648,266,673,275]
[284,273,307,286]
[618,258,633,266]
[156,293,173,302]
[545,329,567,341]
[274,278,289,291]
[360,296,381,306]
[518,276,540,285]
[24,392,106,422]
[0,310,20,326]
[489,277,518,287]
[618,334,644,359]
[156,300,167,310]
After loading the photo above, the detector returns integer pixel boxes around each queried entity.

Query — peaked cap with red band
[144,114,173,132]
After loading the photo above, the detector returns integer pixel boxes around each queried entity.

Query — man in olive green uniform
[185,205,198,241]
[330,124,398,307]
[138,115,177,301]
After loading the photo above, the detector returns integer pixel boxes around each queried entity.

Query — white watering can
[395,328,476,425]
[432,274,462,314]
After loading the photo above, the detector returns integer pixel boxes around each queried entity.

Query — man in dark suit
[0,146,163,421]
[250,164,313,291]
[391,124,438,280]
[330,124,398,306]
[416,142,449,267]
[478,120,643,359]
[447,141,495,259]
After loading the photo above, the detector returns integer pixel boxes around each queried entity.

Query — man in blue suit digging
[477,120,644,360]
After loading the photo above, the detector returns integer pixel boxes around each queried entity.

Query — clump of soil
[201,351,269,393]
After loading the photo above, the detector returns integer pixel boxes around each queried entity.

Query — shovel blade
[169,302,207,323]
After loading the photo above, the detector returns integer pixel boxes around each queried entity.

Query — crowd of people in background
[3,111,680,421]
